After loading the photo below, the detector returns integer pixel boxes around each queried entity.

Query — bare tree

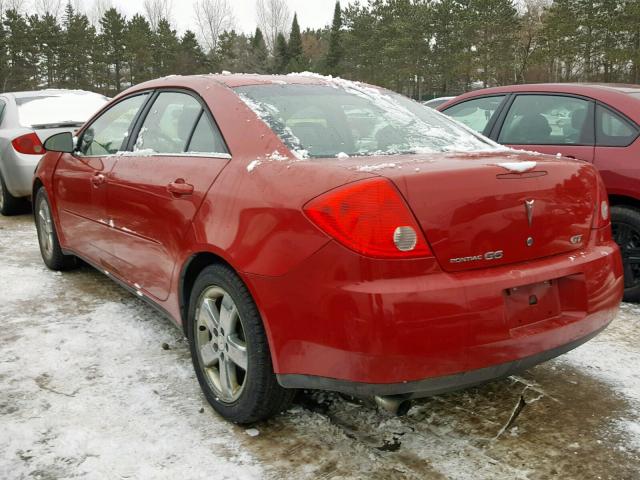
[195,0,235,53]
[34,0,63,17]
[514,0,550,83]
[144,0,173,31]
[256,0,292,52]
[90,0,113,27]
[1,0,27,15]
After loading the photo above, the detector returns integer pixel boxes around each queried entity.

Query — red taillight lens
[12,132,45,155]
[303,178,432,258]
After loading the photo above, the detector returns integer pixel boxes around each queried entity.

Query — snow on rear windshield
[235,81,501,158]
[18,91,109,128]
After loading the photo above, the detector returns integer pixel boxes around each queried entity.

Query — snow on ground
[1,213,639,479]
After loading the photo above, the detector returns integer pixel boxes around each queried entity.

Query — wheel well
[609,195,640,211]
[179,252,233,334]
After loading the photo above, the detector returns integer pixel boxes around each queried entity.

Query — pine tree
[273,32,289,74]
[3,10,38,90]
[153,18,179,76]
[325,1,343,75]
[32,12,62,87]
[60,4,95,89]
[177,30,208,74]
[100,8,127,93]
[287,13,307,72]
[126,14,154,84]
[249,27,269,73]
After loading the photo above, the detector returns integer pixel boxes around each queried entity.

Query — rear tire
[187,263,294,424]
[34,188,77,271]
[611,205,640,302]
[0,170,25,216]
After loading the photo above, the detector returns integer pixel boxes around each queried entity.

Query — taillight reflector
[303,178,432,258]
[12,132,45,155]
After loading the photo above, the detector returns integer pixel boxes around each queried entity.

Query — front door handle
[167,179,194,196]
[91,173,106,187]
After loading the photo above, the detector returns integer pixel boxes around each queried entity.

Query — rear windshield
[18,92,108,128]
[235,83,500,158]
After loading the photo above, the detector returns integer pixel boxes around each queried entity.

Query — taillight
[593,175,610,229]
[303,178,432,258]
[12,132,45,155]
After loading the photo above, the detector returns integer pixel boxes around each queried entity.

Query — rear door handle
[91,173,106,187]
[167,179,194,196]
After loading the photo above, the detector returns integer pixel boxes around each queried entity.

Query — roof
[2,89,103,99]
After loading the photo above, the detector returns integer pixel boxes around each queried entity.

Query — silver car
[0,89,108,215]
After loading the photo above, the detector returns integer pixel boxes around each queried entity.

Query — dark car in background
[0,89,108,215]
[439,84,640,301]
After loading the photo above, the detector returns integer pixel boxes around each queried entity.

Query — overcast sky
[108,0,353,34]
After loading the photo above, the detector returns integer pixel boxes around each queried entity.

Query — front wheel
[187,264,294,424]
[34,188,77,271]
[611,205,640,302]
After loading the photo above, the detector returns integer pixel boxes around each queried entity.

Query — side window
[499,94,593,145]
[596,105,639,147]
[135,91,202,154]
[443,96,506,134]
[187,113,228,154]
[0,99,6,125]
[79,94,149,156]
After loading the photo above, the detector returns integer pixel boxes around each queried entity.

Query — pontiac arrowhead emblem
[525,200,535,227]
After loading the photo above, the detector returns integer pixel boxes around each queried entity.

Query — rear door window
[0,99,5,125]
[187,113,228,154]
[135,91,202,154]
[596,105,640,147]
[498,94,594,145]
[79,93,149,156]
[442,96,506,134]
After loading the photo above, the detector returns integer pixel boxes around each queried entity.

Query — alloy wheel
[37,199,55,260]
[195,286,248,403]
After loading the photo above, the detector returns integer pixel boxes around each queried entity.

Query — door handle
[91,173,106,187]
[167,179,194,196]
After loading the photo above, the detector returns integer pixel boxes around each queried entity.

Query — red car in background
[439,84,640,301]
[35,75,622,423]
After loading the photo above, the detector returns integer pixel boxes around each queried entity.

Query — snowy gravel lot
[1,213,639,480]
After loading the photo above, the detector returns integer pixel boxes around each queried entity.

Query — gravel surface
[1,213,638,480]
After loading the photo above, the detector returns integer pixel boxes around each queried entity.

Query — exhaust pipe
[374,395,412,416]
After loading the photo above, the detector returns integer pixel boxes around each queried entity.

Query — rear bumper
[277,322,608,397]
[1,150,41,198]
[246,226,623,392]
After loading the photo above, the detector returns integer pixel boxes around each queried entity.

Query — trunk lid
[353,152,598,272]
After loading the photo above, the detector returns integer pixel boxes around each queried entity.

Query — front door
[53,93,150,264]
[106,90,230,301]
[496,94,596,162]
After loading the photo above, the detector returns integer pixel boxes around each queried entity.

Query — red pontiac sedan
[35,74,623,423]
[438,84,640,301]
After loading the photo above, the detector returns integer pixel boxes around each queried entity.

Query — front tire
[611,205,640,302]
[34,188,77,271]
[187,264,294,424]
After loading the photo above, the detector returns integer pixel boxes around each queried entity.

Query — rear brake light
[303,178,432,258]
[12,132,45,155]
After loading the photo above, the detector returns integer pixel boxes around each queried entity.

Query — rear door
[494,93,596,162]
[53,93,150,264]
[106,89,230,301]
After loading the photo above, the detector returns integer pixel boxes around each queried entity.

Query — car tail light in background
[12,132,45,155]
[304,178,432,258]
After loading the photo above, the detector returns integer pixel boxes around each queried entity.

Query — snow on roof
[17,91,108,128]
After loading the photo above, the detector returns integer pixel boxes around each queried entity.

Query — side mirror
[43,132,75,153]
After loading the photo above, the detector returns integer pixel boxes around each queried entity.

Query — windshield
[18,92,109,128]
[236,83,500,158]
